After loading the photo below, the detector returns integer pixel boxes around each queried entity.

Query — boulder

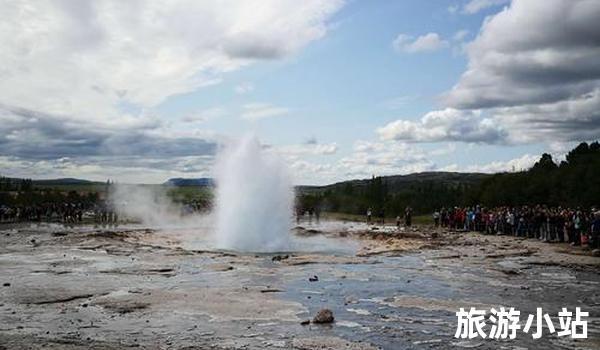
[313,308,334,324]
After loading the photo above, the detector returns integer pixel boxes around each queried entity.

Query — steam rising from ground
[108,179,354,254]
[108,135,307,253]
[109,184,209,228]
[214,136,293,252]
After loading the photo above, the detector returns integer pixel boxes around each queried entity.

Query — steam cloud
[213,135,293,252]
[108,135,294,253]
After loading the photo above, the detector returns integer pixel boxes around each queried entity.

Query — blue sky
[154,0,544,180]
[1,0,598,184]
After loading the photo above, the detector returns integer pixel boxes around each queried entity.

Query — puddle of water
[156,226,359,255]
[347,308,372,316]
[337,320,371,331]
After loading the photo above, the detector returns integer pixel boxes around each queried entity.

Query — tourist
[433,210,440,227]
[404,206,412,227]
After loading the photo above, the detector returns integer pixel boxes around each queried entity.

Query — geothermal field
[1,220,599,349]
[3,1,600,349]
[1,138,599,350]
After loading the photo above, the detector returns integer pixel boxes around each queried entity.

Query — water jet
[214,136,293,252]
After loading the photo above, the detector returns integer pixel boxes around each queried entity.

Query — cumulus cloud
[278,143,338,157]
[0,0,342,119]
[443,0,600,143]
[382,0,600,146]
[446,0,600,109]
[241,103,290,121]
[0,0,343,181]
[441,153,539,173]
[492,89,600,143]
[327,141,439,181]
[453,30,469,41]
[0,103,219,182]
[463,0,509,14]
[284,140,454,185]
[392,33,448,53]
[0,105,217,158]
[377,108,506,143]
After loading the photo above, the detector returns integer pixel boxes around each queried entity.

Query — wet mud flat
[0,222,599,349]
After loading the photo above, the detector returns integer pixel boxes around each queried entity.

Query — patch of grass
[166,186,213,203]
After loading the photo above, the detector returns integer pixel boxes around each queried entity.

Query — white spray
[214,135,293,252]
[109,184,180,226]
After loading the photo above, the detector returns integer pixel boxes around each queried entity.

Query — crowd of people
[0,201,118,224]
[2,198,600,251]
[432,205,600,249]
[366,206,415,227]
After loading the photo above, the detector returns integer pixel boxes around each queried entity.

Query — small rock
[300,319,311,326]
[308,275,319,282]
[3,283,10,287]
[313,308,334,324]
[272,255,289,262]
[344,296,358,305]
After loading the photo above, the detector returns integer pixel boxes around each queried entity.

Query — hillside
[298,171,489,194]
[33,178,102,186]
[164,178,214,187]
[296,171,491,215]
[297,141,600,216]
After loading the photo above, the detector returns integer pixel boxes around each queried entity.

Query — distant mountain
[32,178,102,186]
[164,178,214,187]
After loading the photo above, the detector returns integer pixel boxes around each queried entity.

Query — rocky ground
[0,222,599,349]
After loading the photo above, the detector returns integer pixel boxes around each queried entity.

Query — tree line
[474,141,600,208]
[297,141,600,216]
[0,176,99,206]
[0,177,33,191]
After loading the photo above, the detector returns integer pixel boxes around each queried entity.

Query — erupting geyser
[214,136,293,252]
